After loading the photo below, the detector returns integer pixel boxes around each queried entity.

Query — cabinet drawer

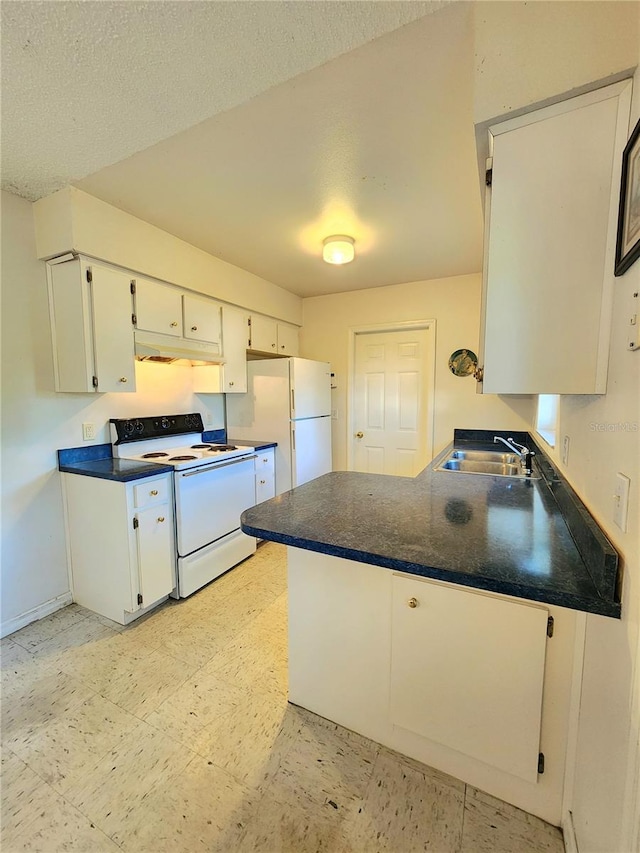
[134,478,169,508]
[256,450,275,475]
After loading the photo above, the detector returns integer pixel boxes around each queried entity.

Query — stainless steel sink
[437,450,539,479]
[448,450,519,464]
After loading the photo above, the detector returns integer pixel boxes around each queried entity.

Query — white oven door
[174,455,256,557]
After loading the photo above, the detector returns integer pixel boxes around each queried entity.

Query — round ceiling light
[322,235,355,265]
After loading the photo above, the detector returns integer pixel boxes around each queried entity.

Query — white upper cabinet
[192,304,248,394]
[478,81,631,395]
[183,293,222,345]
[249,314,299,356]
[276,321,299,356]
[47,257,136,393]
[221,305,249,392]
[134,276,182,337]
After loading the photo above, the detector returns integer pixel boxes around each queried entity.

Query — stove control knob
[122,420,135,436]
[134,420,144,433]
[160,417,170,430]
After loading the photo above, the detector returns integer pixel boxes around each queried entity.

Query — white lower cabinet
[64,472,176,624]
[390,576,547,784]
[287,547,577,825]
[255,447,276,504]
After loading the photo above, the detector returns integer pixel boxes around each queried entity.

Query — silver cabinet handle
[271,342,276,347]
[281,344,285,349]
[260,479,266,484]
[119,377,128,383]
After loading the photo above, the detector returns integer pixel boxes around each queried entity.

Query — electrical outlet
[82,422,96,441]
[204,410,214,426]
[613,473,631,532]
[562,435,570,466]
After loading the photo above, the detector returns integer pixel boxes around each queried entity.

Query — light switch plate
[629,290,639,351]
[82,422,96,441]
[613,473,631,532]
[562,435,570,466]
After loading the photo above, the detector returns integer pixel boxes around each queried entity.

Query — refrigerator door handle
[292,426,296,451]
[291,388,295,414]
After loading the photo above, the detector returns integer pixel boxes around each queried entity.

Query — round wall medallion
[448,349,478,377]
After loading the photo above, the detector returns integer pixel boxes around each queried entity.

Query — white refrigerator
[226,357,332,495]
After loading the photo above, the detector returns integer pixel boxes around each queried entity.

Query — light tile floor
[1,542,564,852]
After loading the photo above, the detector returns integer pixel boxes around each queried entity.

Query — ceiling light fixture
[322,235,355,265]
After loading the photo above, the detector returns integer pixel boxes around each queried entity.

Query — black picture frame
[615,117,640,276]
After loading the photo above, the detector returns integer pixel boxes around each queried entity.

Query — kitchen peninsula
[240,429,620,825]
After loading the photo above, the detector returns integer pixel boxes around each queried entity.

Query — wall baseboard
[563,810,579,853]
[1,592,73,639]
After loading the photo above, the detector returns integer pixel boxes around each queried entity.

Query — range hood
[134,329,225,365]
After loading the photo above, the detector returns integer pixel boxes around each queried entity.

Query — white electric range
[111,413,257,598]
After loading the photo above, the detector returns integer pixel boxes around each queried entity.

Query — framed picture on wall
[615,117,640,276]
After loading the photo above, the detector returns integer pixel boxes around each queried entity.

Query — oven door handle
[178,454,257,477]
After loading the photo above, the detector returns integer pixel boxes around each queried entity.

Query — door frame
[346,320,436,473]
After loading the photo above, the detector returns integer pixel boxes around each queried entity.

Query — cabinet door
[135,502,175,607]
[249,315,277,353]
[255,448,276,503]
[480,81,630,394]
[134,277,182,337]
[90,264,137,392]
[277,323,299,356]
[222,305,249,392]
[390,576,548,783]
[183,294,221,344]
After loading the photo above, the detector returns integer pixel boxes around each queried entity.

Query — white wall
[473,1,638,126]
[545,60,640,853]
[0,190,225,636]
[301,273,534,470]
[33,187,303,326]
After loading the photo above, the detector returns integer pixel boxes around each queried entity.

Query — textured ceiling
[77,4,482,297]
[1,0,445,200]
[2,0,482,297]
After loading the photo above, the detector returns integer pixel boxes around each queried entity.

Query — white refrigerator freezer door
[292,416,332,487]
[290,358,331,419]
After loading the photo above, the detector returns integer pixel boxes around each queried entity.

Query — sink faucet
[493,436,536,475]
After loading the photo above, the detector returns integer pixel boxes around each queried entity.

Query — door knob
[408,597,418,608]
[355,431,364,438]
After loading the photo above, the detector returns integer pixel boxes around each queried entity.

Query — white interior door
[352,328,432,476]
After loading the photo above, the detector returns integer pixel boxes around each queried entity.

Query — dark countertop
[58,454,172,482]
[57,435,276,482]
[241,429,620,618]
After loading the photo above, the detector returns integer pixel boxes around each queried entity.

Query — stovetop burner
[190,444,213,449]
[169,455,198,461]
[210,445,237,452]
[141,452,170,459]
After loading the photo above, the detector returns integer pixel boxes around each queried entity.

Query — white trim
[563,809,580,853]
[346,320,436,472]
[1,591,73,639]
[562,613,587,828]
[489,79,630,138]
